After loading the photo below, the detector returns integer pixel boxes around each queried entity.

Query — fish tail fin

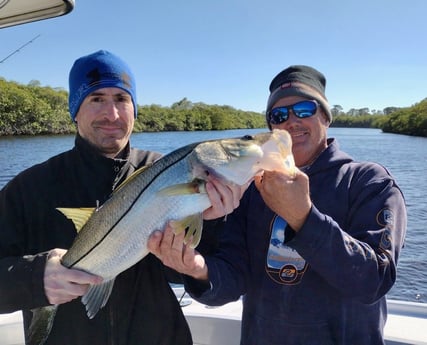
[27,305,58,345]
[170,213,203,248]
[82,279,115,319]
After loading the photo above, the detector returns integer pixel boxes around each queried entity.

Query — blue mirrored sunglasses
[268,100,319,125]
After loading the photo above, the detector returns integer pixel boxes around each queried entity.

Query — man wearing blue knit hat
[68,50,138,158]
[0,50,238,344]
[68,50,138,121]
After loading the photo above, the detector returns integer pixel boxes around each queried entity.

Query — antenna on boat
[0,34,41,64]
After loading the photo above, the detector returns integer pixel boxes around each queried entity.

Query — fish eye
[242,135,254,140]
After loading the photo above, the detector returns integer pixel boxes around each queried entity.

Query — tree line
[330,100,427,136]
[0,78,426,137]
[0,79,265,136]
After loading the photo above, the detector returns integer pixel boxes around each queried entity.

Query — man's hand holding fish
[44,248,103,305]
[149,223,209,281]
[254,168,311,232]
[201,176,248,221]
[148,173,249,281]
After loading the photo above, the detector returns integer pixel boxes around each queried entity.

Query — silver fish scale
[61,141,206,278]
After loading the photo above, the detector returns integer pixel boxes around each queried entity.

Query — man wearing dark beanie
[0,50,239,345]
[149,65,407,344]
[266,65,332,126]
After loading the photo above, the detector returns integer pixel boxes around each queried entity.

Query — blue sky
[0,0,426,113]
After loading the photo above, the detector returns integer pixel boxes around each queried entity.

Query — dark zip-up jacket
[0,135,192,345]
[185,138,407,345]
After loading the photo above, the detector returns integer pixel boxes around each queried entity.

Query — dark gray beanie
[266,65,332,125]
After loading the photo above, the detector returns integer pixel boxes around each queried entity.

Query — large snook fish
[28,129,294,345]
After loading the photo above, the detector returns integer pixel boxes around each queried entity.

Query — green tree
[1,77,424,137]
[382,100,427,136]
[331,105,344,117]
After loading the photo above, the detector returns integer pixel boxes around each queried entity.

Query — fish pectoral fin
[56,207,96,233]
[27,305,58,345]
[82,279,115,319]
[158,179,206,197]
[170,213,203,248]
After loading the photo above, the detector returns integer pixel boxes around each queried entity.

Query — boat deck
[180,297,427,345]
[385,300,427,345]
[1,298,426,344]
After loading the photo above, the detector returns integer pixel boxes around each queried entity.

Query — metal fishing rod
[0,34,41,64]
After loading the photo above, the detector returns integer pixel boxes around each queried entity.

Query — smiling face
[75,87,135,158]
[269,95,330,167]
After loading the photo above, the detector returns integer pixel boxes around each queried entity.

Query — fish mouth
[193,130,294,186]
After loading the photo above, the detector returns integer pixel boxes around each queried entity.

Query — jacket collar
[75,133,130,163]
[74,134,132,189]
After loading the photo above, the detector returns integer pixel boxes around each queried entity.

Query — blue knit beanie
[68,50,137,121]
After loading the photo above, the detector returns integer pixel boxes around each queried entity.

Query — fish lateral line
[56,207,130,269]
[112,143,198,202]
[56,145,203,269]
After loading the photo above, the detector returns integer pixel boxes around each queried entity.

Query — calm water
[0,128,426,303]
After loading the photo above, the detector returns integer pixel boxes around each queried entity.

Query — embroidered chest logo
[266,215,308,285]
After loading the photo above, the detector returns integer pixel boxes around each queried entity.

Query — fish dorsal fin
[82,279,115,319]
[158,178,207,197]
[113,164,152,193]
[170,213,203,248]
[56,207,96,233]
